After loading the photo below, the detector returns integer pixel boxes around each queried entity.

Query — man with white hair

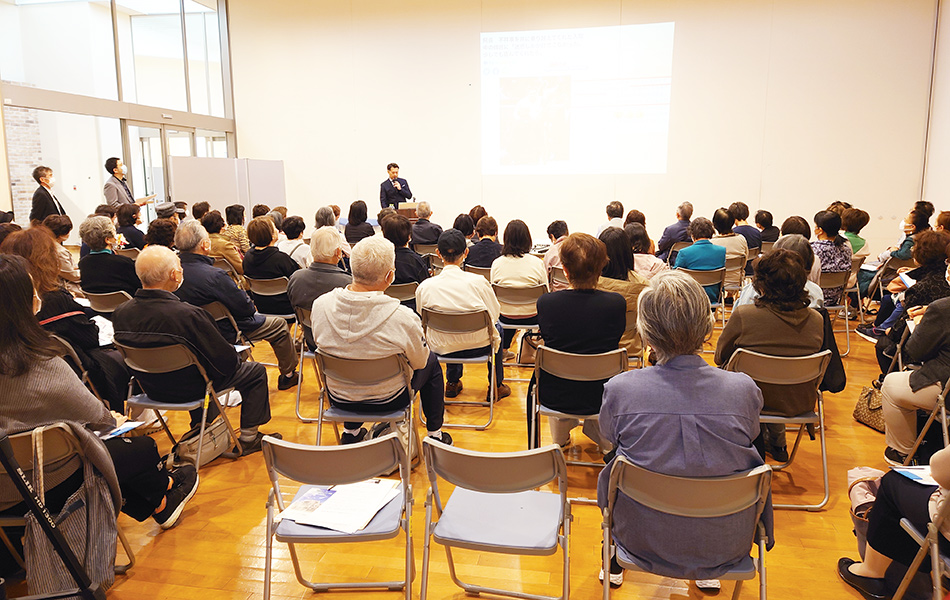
[411,201,442,247]
[173,220,299,390]
[309,236,451,445]
[287,226,353,349]
[112,245,280,455]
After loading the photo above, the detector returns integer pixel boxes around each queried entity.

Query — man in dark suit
[655,201,694,262]
[411,201,443,246]
[379,162,412,209]
[29,166,66,224]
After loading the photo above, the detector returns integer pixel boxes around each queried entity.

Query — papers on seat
[98,421,145,440]
[892,466,938,486]
[93,315,114,346]
[278,478,400,533]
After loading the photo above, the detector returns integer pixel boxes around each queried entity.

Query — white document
[98,421,145,440]
[892,466,938,486]
[291,478,400,533]
[93,315,115,346]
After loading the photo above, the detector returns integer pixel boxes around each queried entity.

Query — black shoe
[445,381,463,398]
[767,444,789,463]
[341,428,368,444]
[428,432,453,446]
[153,469,200,530]
[277,372,299,390]
[884,446,909,467]
[240,432,281,456]
[837,557,887,600]
[170,464,197,489]
[856,325,886,343]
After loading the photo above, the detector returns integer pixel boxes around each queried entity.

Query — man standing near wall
[103,157,156,208]
[379,162,412,209]
[29,165,66,224]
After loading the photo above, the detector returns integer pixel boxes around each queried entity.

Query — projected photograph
[481,22,674,175]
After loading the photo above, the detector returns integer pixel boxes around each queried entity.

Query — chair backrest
[116,247,140,260]
[200,301,241,342]
[263,433,406,487]
[294,305,312,329]
[420,308,494,338]
[464,264,492,280]
[245,276,290,296]
[606,457,771,522]
[85,290,132,314]
[491,283,547,313]
[114,341,211,384]
[818,269,851,290]
[49,334,84,373]
[549,266,570,288]
[0,423,83,507]
[430,254,445,276]
[850,254,867,275]
[746,247,760,261]
[679,267,726,289]
[885,256,918,271]
[422,437,567,495]
[724,348,831,387]
[414,244,438,257]
[535,346,628,382]
[725,255,746,273]
[671,241,692,252]
[212,256,238,276]
[316,351,413,395]
[384,281,419,302]
[760,241,775,254]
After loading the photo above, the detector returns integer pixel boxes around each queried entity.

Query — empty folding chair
[819,269,854,356]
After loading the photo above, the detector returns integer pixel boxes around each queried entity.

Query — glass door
[127,123,165,223]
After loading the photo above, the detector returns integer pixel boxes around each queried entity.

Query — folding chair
[0,423,135,578]
[602,458,771,600]
[429,254,445,276]
[420,308,498,430]
[245,276,296,321]
[549,266,570,289]
[85,290,132,316]
[200,301,254,353]
[414,243,438,257]
[314,351,420,470]
[679,267,726,330]
[892,479,950,600]
[903,376,950,467]
[722,255,749,311]
[211,256,241,278]
[385,281,419,303]
[867,256,918,305]
[845,255,868,324]
[420,437,571,600]
[49,334,107,408]
[292,306,323,424]
[116,247,139,260]
[725,348,832,510]
[115,342,241,468]
[262,433,413,600]
[463,264,491,280]
[668,240,692,264]
[760,241,775,254]
[529,346,627,473]
[492,282,547,374]
[819,269,854,356]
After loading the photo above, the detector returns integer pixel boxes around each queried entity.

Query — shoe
[277,372,299,390]
[503,349,516,361]
[837,557,887,599]
[340,428,368,445]
[856,325,885,343]
[489,383,511,402]
[445,381,463,398]
[766,444,789,463]
[695,579,721,592]
[153,469,200,530]
[598,555,625,587]
[240,432,281,456]
[428,432,453,446]
[884,446,909,467]
[170,464,197,489]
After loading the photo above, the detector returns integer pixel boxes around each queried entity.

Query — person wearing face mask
[29,165,67,224]
[103,157,156,208]
[77,215,142,300]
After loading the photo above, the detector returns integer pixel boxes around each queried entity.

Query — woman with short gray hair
[314,205,351,257]
[77,215,142,297]
[597,269,768,590]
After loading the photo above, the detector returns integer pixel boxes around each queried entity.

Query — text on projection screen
[481,23,674,175]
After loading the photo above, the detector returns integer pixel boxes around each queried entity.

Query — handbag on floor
[168,417,234,468]
[853,386,885,432]
[847,466,884,560]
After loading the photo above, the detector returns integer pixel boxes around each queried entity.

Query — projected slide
[481,23,674,175]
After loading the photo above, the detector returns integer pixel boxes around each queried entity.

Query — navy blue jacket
[175,251,265,342]
[656,219,691,262]
[380,177,412,208]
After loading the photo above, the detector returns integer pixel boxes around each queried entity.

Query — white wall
[0,101,10,212]
[925,0,950,213]
[229,0,936,253]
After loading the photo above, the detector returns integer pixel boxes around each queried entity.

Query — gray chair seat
[322,405,410,423]
[433,489,562,553]
[275,484,404,542]
[126,393,203,412]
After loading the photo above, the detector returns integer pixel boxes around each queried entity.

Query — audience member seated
[309,236,452,445]
[0,223,21,247]
[115,203,145,250]
[173,221,299,391]
[453,213,477,246]
[201,210,246,287]
[710,207,748,289]
[78,215,141,298]
[243,216,300,316]
[384,214,429,285]
[79,205,116,258]
[735,234,823,309]
[315,205,352,257]
[144,217,177,249]
[490,219,548,357]
[621,210,655,253]
[781,215,823,283]
[416,229,509,401]
[0,254,199,565]
[529,233,625,448]
[596,228,649,359]
[810,210,853,307]
[267,210,288,246]
[544,220,570,291]
[344,200,375,246]
[674,217,727,304]
[3,227,131,412]
[838,446,950,599]
[936,210,950,232]
[465,216,502,267]
[252,203,271,219]
[112,246,279,455]
[842,208,871,257]
[411,201,443,247]
[596,201,624,235]
[154,202,180,225]
[597,269,769,590]
[858,208,929,299]
[730,201,761,251]
[755,210,780,243]
[655,201,693,262]
[469,205,488,227]
[223,203,250,255]
[626,223,668,280]
[42,214,82,296]
[715,249,824,462]
[192,201,210,222]
[277,215,311,268]
[288,227,352,349]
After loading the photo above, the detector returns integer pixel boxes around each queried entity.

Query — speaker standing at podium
[379,162,412,209]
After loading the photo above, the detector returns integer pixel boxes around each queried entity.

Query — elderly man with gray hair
[77,214,142,298]
[411,201,443,247]
[173,220,300,390]
[595,270,768,590]
[287,226,353,349]
[112,245,280,455]
[309,236,451,445]
[655,201,694,262]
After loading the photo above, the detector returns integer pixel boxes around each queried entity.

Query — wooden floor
[59,323,887,599]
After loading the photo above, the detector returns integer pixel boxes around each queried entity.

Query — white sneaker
[598,568,624,587]
[695,579,721,592]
